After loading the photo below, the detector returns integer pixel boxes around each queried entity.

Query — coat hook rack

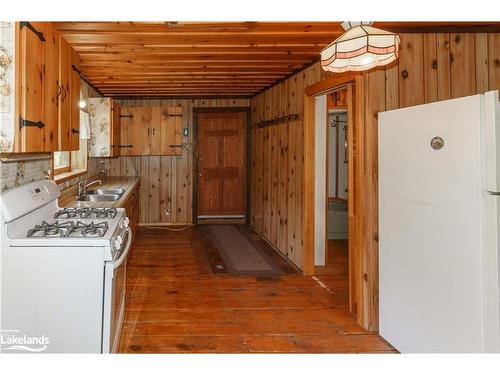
[254,113,300,128]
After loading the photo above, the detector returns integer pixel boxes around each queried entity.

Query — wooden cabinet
[0,22,81,153]
[160,106,183,156]
[111,100,121,157]
[58,35,80,151]
[69,48,81,150]
[150,106,162,155]
[88,97,121,157]
[58,35,71,151]
[123,182,140,241]
[41,23,60,152]
[120,107,151,156]
[120,105,183,156]
[16,22,59,152]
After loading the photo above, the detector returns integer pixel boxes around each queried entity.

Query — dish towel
[79,111,91,139]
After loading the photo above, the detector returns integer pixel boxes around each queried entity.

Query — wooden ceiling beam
[73,45,323,54]
[56,21,345,34]
[79,55,313,62]
[111,95,253,99]
[62,34,333,45]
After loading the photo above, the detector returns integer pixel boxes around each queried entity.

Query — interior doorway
[313,88,349,268]
[192,107,251,223]
[326,90,349,268]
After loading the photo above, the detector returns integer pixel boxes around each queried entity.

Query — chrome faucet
[76,179,102,199]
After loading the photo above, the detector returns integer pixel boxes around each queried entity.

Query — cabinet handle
[56,84,62,98]
[20,22,45,42]
[19,117,45,129]
[119,145,134,148]
[120,114,134,119]
[147,128,150,135]
[71,128,79,135]
[62,86,67,100]
[169,144,183,148]
[152,128,156,135]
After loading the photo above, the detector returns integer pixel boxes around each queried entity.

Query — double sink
[77,188,125,202]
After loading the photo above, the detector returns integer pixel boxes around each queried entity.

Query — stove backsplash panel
[1,157,100,193]
[1,159,50,192]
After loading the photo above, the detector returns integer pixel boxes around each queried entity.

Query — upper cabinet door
[160,106,183,156]
[136,107,152,155]
[111,100,121,157]
[42,23,59,152]
[69,48,80,151]
[121,106,151,156]
[150,106,161,155]
[18,22,46,152]
[58,35,72,151]
[120,107,137,156]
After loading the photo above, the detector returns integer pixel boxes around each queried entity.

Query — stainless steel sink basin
[77,194,121,202]
[87,188,125,196]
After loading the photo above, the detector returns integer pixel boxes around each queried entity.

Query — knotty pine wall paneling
[249,32,500,311]
[106,98,250,225]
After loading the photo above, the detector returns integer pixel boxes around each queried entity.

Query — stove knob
[113,235,123,250]
[120,217,130,229]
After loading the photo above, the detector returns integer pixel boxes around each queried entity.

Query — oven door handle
[113,228,132,270]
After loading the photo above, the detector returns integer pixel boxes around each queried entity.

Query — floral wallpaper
[0,22,15,153]
[88,98,112,157]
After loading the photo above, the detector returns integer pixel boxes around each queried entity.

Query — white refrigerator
[378,90,500,353]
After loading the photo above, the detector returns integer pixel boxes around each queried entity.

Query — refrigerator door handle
[487,191,500,195]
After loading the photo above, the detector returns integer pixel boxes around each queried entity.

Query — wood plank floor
[118,227,396,353]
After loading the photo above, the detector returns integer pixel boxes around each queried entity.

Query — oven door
[102,227,132,353]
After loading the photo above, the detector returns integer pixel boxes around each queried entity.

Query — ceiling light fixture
[321,22,400,73]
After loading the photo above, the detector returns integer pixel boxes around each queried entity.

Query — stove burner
[27,220,109,238]
[27,221,74,238]
[54,208,89,219]
[88,208,117,219]
[54,207,117,220]
[68,221,109,238]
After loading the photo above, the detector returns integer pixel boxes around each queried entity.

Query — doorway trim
[303,72,378,332]
[192,106,252,224]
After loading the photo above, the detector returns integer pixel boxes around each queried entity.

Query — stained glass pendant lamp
[321,21,400,73]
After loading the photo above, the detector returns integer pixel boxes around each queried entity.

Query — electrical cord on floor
[144,224,195,232]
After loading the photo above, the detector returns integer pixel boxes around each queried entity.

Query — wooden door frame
[303,72,378,332]
[192,107,252,224]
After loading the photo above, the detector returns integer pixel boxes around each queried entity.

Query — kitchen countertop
[58,176,140,209]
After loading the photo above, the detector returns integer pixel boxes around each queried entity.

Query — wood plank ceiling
[55,22,500,98]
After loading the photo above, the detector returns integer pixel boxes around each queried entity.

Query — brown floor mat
[196,224,298,277]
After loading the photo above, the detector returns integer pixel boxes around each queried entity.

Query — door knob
[198,173,203,177]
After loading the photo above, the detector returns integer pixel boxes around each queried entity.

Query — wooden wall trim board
[250,32,500,332]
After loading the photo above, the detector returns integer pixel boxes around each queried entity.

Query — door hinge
[19,117,45,129]
[19,22,45,42]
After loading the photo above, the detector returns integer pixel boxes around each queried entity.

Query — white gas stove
[0,180,131,353]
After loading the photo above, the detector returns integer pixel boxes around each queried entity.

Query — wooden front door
[196,111,246,218]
